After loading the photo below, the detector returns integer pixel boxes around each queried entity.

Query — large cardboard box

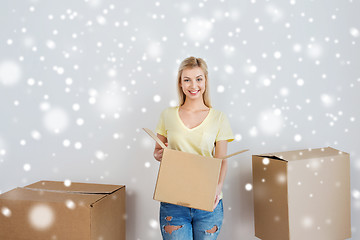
[252,147,351,240]
[0,180,126,240]
[144,128,248,212]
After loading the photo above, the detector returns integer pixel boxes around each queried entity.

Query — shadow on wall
[126,190,137,239]
[222,157,255,237]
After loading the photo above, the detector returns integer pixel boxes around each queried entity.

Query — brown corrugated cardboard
[155,148,223,211]
[0,180,126,240]
[144,128,248,212]
[252,147,351,240]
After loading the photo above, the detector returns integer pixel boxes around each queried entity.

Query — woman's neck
[181,98,209,111]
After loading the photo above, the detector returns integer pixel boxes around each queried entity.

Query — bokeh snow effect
[0,0,359,239]
[28,204,55,231]
[0,60,22,86]
[1,206,12,217]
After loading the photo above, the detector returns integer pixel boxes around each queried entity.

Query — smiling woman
[180,68,205,97]
[176,57,211,109]
[153,56,234,240]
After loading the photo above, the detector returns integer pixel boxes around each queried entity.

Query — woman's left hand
[213,184,222,210]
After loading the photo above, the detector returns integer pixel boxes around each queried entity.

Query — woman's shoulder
[160,106,178,115]
[210,107,226,118]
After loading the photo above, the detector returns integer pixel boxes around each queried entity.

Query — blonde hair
[177,56,212,108]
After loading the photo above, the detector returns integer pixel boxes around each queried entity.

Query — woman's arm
[213,140,228,209]
[153,134,168,162]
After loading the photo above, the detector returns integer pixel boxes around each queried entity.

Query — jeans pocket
[214,200,224,216]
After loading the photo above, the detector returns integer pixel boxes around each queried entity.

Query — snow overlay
[0,0,359,239]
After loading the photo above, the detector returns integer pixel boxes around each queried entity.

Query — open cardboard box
[252,147,351,240]
[0,180,126,240]
[144,128,248,212]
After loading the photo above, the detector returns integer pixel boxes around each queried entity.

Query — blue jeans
[159,200,224,240]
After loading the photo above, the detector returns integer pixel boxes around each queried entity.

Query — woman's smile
[189,90,200,95]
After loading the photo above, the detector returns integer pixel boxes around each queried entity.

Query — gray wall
[1,0,359,239]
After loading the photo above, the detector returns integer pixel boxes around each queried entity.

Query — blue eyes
[184,78,202,82]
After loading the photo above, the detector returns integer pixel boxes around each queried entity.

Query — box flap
[257,155,285,161]
[259,147,347,162]
[24,180,124,194]
[0,187,104,206]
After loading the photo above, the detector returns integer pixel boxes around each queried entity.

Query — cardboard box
[0,180,126,240]
[144,128,248,212]
[252,147,351,240]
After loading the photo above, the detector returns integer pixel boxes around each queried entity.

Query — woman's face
[180,67,206,101]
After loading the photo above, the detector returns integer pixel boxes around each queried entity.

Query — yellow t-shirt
[156,106,234,156]
[155,106,234,200]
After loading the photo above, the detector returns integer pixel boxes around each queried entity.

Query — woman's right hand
[153,143,168,161]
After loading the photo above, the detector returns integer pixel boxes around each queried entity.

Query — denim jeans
[159,200,224,240]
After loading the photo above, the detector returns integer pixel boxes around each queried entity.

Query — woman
[153,56,234,240]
